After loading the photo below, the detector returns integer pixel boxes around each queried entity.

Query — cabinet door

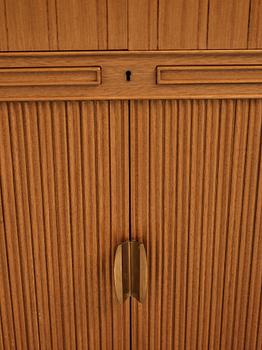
[130,99,262,350]
[0,101,130,349]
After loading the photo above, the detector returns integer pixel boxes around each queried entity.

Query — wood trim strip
[0,67,101,87]
[1,50,262,65]
[0,50,262,100]
[157,65,262,85]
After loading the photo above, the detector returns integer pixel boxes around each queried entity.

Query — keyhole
[126,70,132,81]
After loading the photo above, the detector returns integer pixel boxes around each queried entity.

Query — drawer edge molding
[157,65,262,85]
[0,67,101,87]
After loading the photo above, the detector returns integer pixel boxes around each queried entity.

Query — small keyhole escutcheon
[125,70,132,81]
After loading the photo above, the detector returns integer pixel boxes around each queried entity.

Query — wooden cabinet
[0,51,261,349]
[0,2,262,349]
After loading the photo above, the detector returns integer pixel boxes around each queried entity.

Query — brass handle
[114,240,148,303]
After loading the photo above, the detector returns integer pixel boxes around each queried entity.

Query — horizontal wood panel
[1,51,262,100]
[157,65,262,84]
[131,99,262,349]
[0,101,130,349]
[0,67,101,86]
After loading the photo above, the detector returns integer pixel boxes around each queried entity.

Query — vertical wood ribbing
[197,100,220,350]
[1,98,261,349]
[66,102,88,349]
[161,100,178,350]
[51,102,76,349]
[0,103,29,349]
[0,100,129,349]
[219,100,250,349]
[257,297,262,349]
[0,144,16,349]
[109,101,130,350]
[185,100,206,349]
[208,100,236,350]
[131,98,262,349]
[38,102,64,349]
[130,100,150,349]
[174,100,191,350]
[96,101,112,349]
[244,101,262,349]
[81,101,100,350]
[232,100,262,350]
[0,314,3,350]
[9,103,41,350]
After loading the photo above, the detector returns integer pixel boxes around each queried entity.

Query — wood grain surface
[156,65,262,85]
[1,51,262,101]
[0,67,102,87]
[130,99,262,350]
[0,0,262,51]
[0,101,130,350]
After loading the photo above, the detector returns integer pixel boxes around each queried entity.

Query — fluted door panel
[0,101,130,350]
[130,99,262,350]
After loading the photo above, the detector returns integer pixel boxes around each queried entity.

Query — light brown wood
[0,0,128,51]
[157,65,262,85]
[46,0,58,49]
[56,0,106,50]
[114,241,148,303]
[130,99,262,350]
[0,67,101,86]
[128,0,158,50]
[208,0,250,48]
[0,0,7,51]
[1,0,262,51]
[54,0,127,50]
[0,101,130,350]
[159,0,208,49]
[248,0,262,49]
[3,50,262,68]
[108,0,127,49]
[1,2,262,344]
[130,100,150,349]
[4,0,50,50]
[1,51,262,100]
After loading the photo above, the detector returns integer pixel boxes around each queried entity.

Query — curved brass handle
[114,240,147,303]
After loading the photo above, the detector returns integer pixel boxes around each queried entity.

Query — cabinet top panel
[0,0,261,51]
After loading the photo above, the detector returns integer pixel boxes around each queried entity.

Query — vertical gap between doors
[128,99,132,350]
